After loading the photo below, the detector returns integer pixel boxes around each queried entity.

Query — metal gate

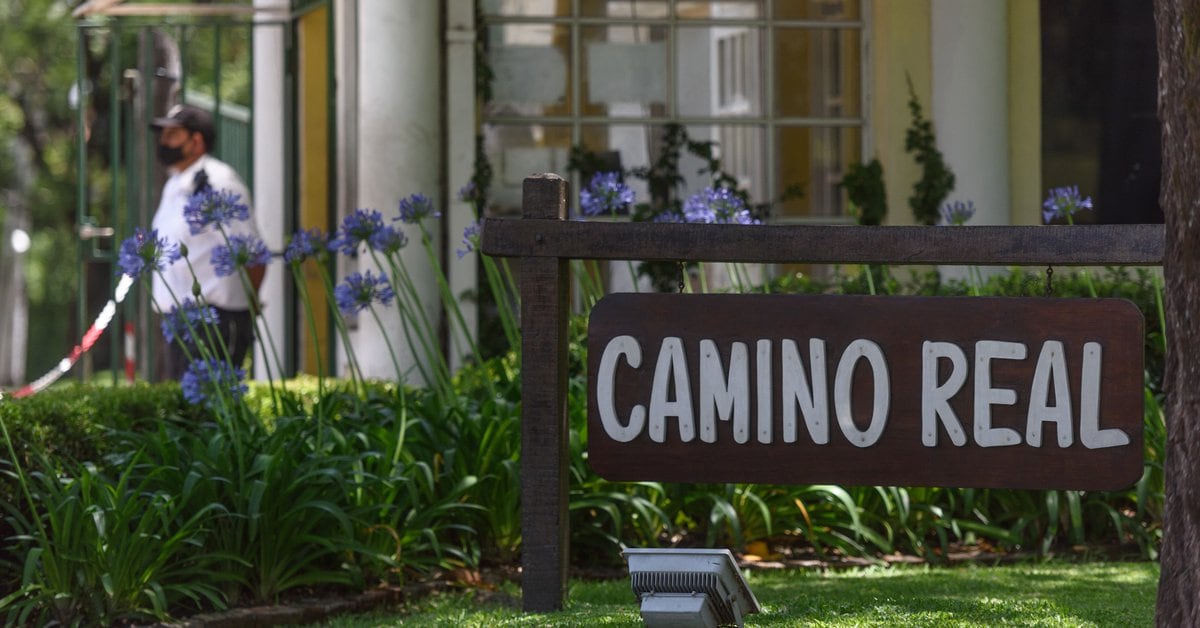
[72,3,285,382]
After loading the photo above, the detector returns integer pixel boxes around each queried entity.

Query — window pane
[481,0,567,17]
[677,26,765,117]
[581,0,669,18]
[582,25,670,117]
[484,24,572,117]
[774,0,860,21]
[576,124,766,216]
[709,124,767,207]
[775,27,861,118]
[677,1,763,19]
[575,124,652,217]
[776,126,861,220]
[483,124,573,215]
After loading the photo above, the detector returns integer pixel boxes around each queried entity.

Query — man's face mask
[156,142,186,166]
[156,128,195,167]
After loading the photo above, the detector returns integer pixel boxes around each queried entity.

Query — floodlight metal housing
[623,548,761,627]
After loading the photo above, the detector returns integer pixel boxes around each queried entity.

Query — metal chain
[678,262,686,293]
[1044,266,1054,297]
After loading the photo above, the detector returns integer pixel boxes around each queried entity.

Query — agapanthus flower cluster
[330,209,385,256]
[940,200,976,226]
[458,181,479,204]
[369,225,409,255]
[457,219,482,259]
[117,227,181,278]
[284,228,331,264]
[683,187,759,225]
[397,193,440,224]
[580,172,635,217]
[184,189,250,235]
[212,234,272,277]
[161,299,219,344]
[181,358,248,409]
[334,270,395,314]
[1042,185,1093,223]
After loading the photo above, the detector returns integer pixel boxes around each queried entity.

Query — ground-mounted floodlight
[623,548,761,627]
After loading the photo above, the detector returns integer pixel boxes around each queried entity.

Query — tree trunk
[1154,0,1200,624]
[0,139,33,387]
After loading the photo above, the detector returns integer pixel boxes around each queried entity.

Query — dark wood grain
[587,293,1145,490]
[482,220,1164,266]
[518,174,571,612]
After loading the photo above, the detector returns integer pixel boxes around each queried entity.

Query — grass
[313,561,1158,627]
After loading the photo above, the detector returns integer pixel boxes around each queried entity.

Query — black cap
[151,104,216,150]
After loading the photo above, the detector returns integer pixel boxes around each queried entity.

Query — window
[1040,0,1162,224]
[481,0,867,223]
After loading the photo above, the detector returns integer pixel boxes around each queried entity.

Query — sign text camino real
[586,294,1144,490]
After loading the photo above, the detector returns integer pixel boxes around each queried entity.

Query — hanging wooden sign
[587,293,1145,490]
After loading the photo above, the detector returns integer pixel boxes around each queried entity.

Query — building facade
[74,0,1157,382]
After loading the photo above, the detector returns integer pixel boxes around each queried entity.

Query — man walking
[150,104,264,380]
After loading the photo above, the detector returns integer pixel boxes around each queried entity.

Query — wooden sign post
[481,173,1164,612]
[516,175,571,612]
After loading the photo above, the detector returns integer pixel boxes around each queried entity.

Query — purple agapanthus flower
[652,211,685,223]
[456,219,482,259]
[397,193,440,224]
[334,270,395,314]
[1042,186,1093,224]
[117,227,181,278]
[458,181,479,203]
[211,234,272,277]
[161,299,219,345]
[580,172,635,217]
[683,187,758,225]
[184,189,250,235]
[369,225,409,255]
[181,358,248,409]
[284,228,331,264]
[329,209,385,256]
[940,200,976,226]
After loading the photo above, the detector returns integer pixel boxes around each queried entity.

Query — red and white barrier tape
[124,321,136,384]
[6,274,135,399]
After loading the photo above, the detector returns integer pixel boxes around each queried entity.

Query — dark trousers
[159,307,256,381]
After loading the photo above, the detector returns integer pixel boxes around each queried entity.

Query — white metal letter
[596,335,646,442]
[698,339,749,443]
[757,339,773,443]
[834,339,890,448]
[1080,342,1130,449]
[781,338,829,444]
[649,337,696,443]
[1026,340,1074,447]
[973,340,1025,447]
[921,341,968,447]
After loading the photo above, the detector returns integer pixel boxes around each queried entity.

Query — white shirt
[151,154,263,311]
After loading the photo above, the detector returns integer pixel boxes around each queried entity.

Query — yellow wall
[1009,0,1041,225]
[869,0,931,226]
[298,5,330,374]
[871,0,1040,226]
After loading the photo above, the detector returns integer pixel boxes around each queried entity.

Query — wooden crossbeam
[483,220,1164,266]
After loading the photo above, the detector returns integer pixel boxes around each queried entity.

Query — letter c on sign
[597,335,647,442]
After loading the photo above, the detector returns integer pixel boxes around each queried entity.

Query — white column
[446,0,478,370]
[353,0,443,381]
[931,0,1010,225]
[252,0,288,381]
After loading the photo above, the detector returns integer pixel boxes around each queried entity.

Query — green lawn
[315,561,1159,627]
